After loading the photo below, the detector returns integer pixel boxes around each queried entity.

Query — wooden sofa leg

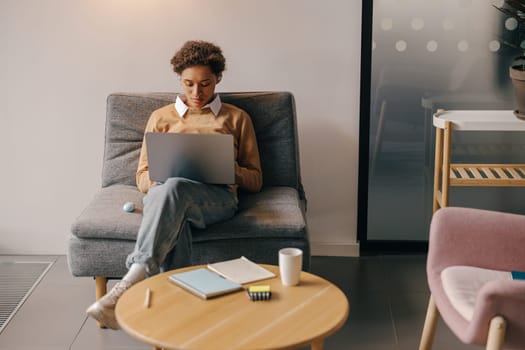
[95,276,108,328]
[419,295,439,350]
[486,316,506,350]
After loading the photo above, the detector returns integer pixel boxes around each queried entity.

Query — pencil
[145,288,151,308]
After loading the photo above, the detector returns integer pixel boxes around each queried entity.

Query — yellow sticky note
[248,285,271,293]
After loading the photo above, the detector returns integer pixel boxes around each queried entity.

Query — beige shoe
[86,280,132,330]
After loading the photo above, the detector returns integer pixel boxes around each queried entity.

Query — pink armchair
[419,207,525,350]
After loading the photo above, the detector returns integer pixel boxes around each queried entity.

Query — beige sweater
[136,103,263,194]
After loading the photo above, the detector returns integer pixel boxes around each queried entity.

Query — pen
[145,288,151,308]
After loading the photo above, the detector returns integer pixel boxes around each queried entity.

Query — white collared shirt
[174,94,222,117]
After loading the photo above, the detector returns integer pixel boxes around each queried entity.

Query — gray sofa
[67,92,309,299]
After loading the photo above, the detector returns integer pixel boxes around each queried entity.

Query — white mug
[279,248,303,286]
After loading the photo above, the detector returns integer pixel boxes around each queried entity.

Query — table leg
[432,120,453,213]
[311,339,324,350]
[433,127,444,213]
[441,120,452,208]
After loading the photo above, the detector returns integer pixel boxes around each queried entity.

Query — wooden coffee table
[115,265,349,350]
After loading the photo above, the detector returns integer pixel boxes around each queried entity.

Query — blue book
[511,271,525,280]
[168,268,243,299]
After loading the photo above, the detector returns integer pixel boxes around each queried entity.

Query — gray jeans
[126,177,238,275]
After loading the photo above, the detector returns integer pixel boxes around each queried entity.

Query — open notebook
[207,256,276,284]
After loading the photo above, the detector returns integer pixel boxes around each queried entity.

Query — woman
[87,40,263,329]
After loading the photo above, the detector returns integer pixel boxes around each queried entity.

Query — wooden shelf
[449,164,525,186]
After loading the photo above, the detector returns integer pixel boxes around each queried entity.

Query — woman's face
[180,65,220,109]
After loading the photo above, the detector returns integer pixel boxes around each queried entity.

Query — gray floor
[0,254,483,350]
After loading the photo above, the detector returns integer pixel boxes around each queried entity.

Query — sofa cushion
[72,185,306,241]
[101,92,303,196]
[193,186,306,241]
[71,185,144,240]
[441,265,511,321]
[102,94,173,188]
[220,93,301,191]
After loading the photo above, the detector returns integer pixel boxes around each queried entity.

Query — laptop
[145,132,235,184]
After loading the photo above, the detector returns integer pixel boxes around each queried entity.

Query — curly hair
[170,40,226,77]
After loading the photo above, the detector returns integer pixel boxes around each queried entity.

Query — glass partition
[367,0,525,241]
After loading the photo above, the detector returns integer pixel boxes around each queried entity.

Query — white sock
[122,263,146,284]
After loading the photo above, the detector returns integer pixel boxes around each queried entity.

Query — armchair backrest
[101,92,304,196]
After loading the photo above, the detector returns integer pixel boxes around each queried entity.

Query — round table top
[115,264,349,350]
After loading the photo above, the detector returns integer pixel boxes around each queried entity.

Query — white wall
[0,0,362,256]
